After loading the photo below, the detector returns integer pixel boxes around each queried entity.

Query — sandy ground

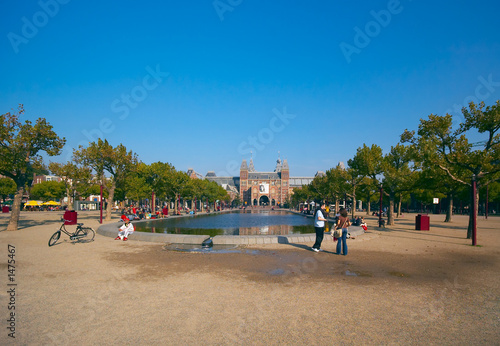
[0,210,499,345]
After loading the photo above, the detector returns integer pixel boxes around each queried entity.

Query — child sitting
[115,215,135,241]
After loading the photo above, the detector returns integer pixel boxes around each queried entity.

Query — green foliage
[29,181,66,201]
[403,101,500,185]
[325,165,350,201]
[0,177,16,200]
[145,161,177,199]
[0,105,66,230]
[402,100,500,237]
[232,195,242,207]
[49,161,94,208]
[73,139,138,220]
[0,105,65,186]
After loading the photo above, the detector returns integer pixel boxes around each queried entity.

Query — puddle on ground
[344,270,358,276]
[268,268,285,275]
[162,243,262,254]
[343,270,373,277]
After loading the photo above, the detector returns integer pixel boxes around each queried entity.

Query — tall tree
[172,171,190,214]
[415,163,466,222]
[348,144,383,215]
[146,161,177,201]
[0,105,65,231]
[309,175,330,203]
[73,139,138,221]
[325,165,350,212]
[49,161,92,210]
[402,100,500,238]
[381,144,417,225]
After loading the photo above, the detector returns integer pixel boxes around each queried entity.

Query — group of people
[311,203,351,255]
[114,203,360,252]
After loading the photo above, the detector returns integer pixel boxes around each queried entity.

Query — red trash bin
[2,206,9,213]
[64,210,77,225]
[415,214,430,231]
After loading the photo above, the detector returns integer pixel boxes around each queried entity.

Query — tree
[290,185,311,210]
[308,174,330,203]
[146,161,177,201]
[414,163,466,222]
[123,172,150,203]
[73,139,137,221]
[402,100,500,240]
[381,143,417,225]
[348,144,383,215]
[49,161,92,210]
[172,171,190,214]
[357,176,379,215]
[0,105,65,231]
[325,165,350,212]
[29,181,66,201]
[0,177,16,202]
[232,195,242,207]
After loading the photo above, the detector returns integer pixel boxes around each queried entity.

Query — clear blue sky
[2,0,500,177]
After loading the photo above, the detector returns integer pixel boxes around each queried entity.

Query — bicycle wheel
[48,231,61,247]
[77,227,95,242]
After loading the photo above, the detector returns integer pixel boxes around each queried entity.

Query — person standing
[311,203,327,252]
[335,208,350,255]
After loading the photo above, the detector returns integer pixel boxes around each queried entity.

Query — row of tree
[1,101,499,235]
[0,105,230,231]
[291,100,500,240]
[51,153,232,221]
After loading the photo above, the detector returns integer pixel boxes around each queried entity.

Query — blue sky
[1,0,500,177]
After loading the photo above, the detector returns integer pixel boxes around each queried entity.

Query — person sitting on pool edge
[115,215,135,241]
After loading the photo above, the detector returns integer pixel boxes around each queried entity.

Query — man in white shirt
[311,203,327,252]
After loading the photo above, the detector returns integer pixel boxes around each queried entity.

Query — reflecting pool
[135,210,319,236]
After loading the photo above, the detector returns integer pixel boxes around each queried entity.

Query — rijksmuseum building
[188,156,323,206]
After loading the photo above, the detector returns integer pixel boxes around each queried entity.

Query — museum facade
[188,157,321,206]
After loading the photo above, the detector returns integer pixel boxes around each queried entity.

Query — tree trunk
[444,192,453,223]
[105,180,116,221]
[397,194,402,217]
[366,192,371,215]
[65,186,72,210]
[387,193,395,225]
[467,187,479,239]
[174,194,178,215]
[7,185,24,231]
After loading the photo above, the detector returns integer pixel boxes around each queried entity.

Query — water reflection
[135,210,316,235]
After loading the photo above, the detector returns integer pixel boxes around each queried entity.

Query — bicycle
[48,219,95,247]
